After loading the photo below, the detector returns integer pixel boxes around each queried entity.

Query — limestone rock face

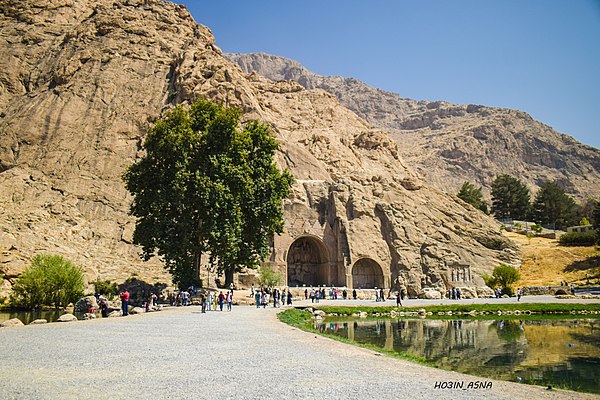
[227,53,600,201]
[0,0,518,298]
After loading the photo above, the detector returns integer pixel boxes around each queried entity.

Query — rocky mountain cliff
[227,53,600,201]
[0,0,516,300]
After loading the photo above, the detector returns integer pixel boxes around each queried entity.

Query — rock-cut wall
[0,0,518,300]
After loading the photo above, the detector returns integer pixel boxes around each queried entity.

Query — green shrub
[559,231,596,246]
[531,224,543,234]
[258,264,282,288]
[92,279,118,298]
[484,264,521,296]
[10,254,85,309]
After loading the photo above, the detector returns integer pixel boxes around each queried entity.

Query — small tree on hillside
[457,181,488,213]
[594,200,600,241]
[491,175,530,220]
[531,181,579,230]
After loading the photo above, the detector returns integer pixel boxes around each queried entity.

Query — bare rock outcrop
[0,0,517,299]
[227,52,600,201]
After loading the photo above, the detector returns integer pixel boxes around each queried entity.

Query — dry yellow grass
[503,231,600,287]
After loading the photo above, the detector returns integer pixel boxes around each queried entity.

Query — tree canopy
[531,181,578,230]
[491,174,530,220]
[123,99,294,288]
[593,200,600,241]
[457,181,488,213]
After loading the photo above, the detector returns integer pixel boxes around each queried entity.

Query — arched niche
[286,236,330,287]
[352,258,384,289]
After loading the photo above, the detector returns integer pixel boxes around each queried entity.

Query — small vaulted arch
[352,258,384,289]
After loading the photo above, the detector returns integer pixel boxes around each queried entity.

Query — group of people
[447,287,462,300]
[199,290,233,313]
[253,287,293,308]
[304,287,352,303]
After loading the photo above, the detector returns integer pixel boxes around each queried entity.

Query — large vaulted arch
[286,236,331,286]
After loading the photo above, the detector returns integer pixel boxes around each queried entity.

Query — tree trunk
[224,268,234,289]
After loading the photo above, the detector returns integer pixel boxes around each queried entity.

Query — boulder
[421,288,442,299]
[57,313,77,322]
[130,307,145,314]
[29,319,48,325]
[74,296,98,314]
[81,313,96,320]
[1,318,24,328]
[108,311,121,318]
[456,286,478,299]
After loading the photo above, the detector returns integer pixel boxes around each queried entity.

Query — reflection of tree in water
[494,320,524,343]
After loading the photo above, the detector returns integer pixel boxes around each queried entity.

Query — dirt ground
[503,231,600,287]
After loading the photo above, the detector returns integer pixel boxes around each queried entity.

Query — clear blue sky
[175,0,600,149]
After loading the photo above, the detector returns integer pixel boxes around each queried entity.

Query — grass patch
[278,309,432,366]
[312,302,600,316]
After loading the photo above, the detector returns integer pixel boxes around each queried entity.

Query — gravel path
[0,303,597,400]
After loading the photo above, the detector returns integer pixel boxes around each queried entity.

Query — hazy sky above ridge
[175,0,600,150]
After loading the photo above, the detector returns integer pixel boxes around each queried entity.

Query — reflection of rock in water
[322,317,600,393]
[342,318,528,379]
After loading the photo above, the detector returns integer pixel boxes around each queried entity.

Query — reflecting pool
[1,309,75,324]
[316,317,600,394]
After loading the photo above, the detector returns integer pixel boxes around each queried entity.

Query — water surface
[316,317,600,394]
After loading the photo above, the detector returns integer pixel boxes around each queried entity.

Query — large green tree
[457,181,488,213]
[123,99,294,288]
[531,181,579,230]
[491,175,530,220]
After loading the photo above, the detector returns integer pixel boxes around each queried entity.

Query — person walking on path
[287,290,292,305]
[218,291,225,311]
[262,291,269,308]
[200,292,207,313]
[255,290,261,308]
[226,291,233,311]
[119,289,130,316]
[517,288,522,302]
[396,291,402,307]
